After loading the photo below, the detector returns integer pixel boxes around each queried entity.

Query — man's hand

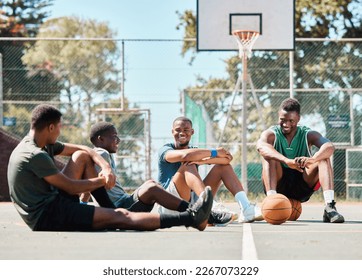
[99,169,116,190]
[216,147,233,160]
[285,158,304,173]
[294,156,316,170]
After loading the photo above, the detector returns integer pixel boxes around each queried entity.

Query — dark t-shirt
[7,135,64,230]
[158,143,197,189]
[158,143,181,188]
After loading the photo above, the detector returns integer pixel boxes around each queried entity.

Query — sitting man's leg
[120,179,190,213]
[92,186,214,231]
[62,150,115,208]
[204,164,263,223]
[36,186,214,232]
[167,164,234,226]
[304,158,344,223]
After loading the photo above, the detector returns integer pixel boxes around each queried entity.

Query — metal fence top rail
[0,37,361,42]
[0,37,191,42]
[186,88,362,93]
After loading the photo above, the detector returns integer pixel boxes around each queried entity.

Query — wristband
[80,201,88,205]
[210,149,217,158]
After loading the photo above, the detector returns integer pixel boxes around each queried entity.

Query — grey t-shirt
[93,147,129,207]
[7,135,64,230]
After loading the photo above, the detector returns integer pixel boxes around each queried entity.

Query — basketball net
[232,30,259,59]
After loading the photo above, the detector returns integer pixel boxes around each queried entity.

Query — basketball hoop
[232,30,259,59]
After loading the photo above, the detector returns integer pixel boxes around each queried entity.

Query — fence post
[289,51,294,98]
[349,90,354,146]
[0,53,3,127]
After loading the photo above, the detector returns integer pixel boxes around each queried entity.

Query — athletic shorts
[275,167,321,202]
[34,193,95,231]
[156,181,197,215]
[116,188,154,213]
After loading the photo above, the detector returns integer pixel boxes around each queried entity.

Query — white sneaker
[212,201,239,221]
[238,203,263,223]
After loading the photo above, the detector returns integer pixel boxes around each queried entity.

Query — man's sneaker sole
[238,214,264,223]
[323,212,345,223]
[207,211,233,227]
[207,217,233,227]
[188,186,213,231]
[323,200,345,223]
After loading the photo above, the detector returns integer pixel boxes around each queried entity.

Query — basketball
[261,194,292,225]
[288,198,302,221]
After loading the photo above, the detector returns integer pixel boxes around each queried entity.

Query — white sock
[267,190,277,196]
[234,191,250,210]
[323,190,334,204]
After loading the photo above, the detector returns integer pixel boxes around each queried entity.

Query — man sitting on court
[256,97,344,223]
[157,116,263,224]
[7,105,213,231]
[81,121,203,216]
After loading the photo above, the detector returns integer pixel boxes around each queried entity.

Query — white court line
[242,223,258,260]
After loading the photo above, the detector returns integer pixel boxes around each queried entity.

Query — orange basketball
[261,194,292,225]
[288,198,302,221]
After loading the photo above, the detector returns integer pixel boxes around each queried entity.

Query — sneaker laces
[213,201,235,214]
[325,200,337,212]
[213,201,239,221]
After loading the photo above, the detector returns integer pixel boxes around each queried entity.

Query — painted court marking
[241,223,258,260]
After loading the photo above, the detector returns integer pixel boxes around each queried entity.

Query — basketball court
[1,201,361,260]
[1,1,361,279]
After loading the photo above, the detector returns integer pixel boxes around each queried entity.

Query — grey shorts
[115,188,154,212]
[156,181,197,215]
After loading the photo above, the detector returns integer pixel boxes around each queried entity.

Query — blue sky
[51,0,194,39]
[49,0,228,138]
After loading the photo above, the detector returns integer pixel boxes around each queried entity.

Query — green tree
[0,0,54,37]
[22,17,147,186]
[0,0,59,136]
[22,16,121,128]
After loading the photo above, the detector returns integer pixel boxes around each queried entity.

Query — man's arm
[59,143,115,188]
[256,130,287,163]
[164,147,232,165]
[44,172,107,195]
[256,130,302,171]
[295,131,335,169]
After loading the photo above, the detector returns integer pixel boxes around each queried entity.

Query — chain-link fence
[184,39,362,199]
[1,38,361,199]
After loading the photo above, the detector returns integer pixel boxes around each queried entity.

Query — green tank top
[271,125,311,168]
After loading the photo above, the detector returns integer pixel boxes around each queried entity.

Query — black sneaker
[208,210,233,227]
[323,200,345,223]
[187,186,213,231]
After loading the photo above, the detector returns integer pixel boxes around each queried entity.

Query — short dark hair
[31,104,62,130]
[90,121,115,144]
[279,98,301,114]
[173,116,192,127]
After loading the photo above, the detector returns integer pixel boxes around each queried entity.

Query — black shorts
[275,167,319,202]
[34,193,95,231]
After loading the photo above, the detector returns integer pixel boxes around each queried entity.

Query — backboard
[197,0,295,51]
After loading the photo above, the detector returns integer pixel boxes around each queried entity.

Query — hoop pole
[218,74,243,146]
[242,55,248,192]
[248,74,266,130]
[231,30,259,192]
